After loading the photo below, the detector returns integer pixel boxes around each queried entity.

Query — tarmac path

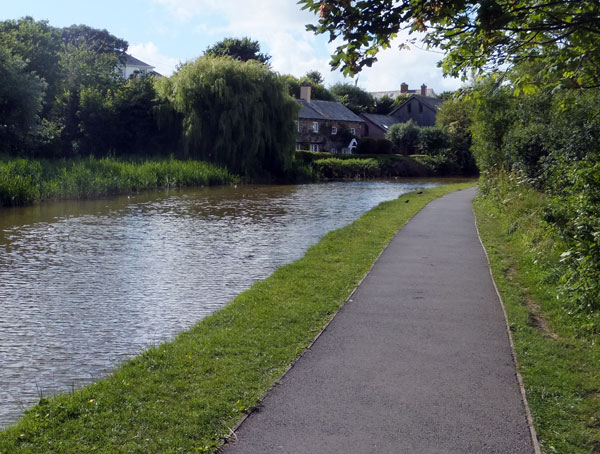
[222,187,536,454]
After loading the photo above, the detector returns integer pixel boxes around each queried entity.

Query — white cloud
[152,0,464,92]
[128,42,181,76]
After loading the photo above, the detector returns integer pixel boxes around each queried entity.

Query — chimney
[300,82,312,102]
[400,82,408,93]
[421,83,427,96]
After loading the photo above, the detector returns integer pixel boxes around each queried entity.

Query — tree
[204,37,270,64]
[0,46,46,152]
[330,82,374,114]
[0,18,62,114]
[299,0,600,90]
[373,95,395,114]
[305,70,324,85]
[157,56,298,178]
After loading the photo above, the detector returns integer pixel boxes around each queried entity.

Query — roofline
[389,94,439,116]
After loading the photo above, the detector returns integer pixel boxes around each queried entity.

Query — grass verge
[0,156,238,207]
[0,182,473,453]
[474,177,600,453]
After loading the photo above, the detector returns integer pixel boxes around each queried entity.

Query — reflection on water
[0,180,438,426]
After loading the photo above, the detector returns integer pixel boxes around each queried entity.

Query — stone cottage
[296,84,364,153]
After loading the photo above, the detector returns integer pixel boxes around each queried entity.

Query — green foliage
[373,95,395,115]
[418,126,449,155]
[295,150,332,163]
[204,37,270,64]
[0,17,130,157]
[356,137,378,154]
[304,70,324,85]
[0,157,237,207]
[474,179,600,452]
[314,157,380,179]
[160,56,298,178]
[0,17,62,110]
[0,159,42,205]
[387,120,419,155]
[330,82,374,114]
[0,46,46,152]
[386,115,477,175]
[469,81,516,171]
[78,77,159,156]
[356,137,393,155]
[299,0,600,91]
[376,138,393,155]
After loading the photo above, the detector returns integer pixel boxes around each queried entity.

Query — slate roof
[297,99,364,123]
[123,54,154,69]
[389,94,443,116]
[361,113,402,132]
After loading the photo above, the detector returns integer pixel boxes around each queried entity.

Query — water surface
[0,181,438,426]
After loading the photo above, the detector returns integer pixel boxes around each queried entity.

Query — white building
[118,54,156,79]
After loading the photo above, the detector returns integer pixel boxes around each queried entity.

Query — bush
[418,126,450,155]
[314,158,380,179]
[356,137,378,154]
[387,120,420,155]
[376,138,393,154]
[295,150,332,163]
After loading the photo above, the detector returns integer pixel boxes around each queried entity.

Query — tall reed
[0,157,238,207]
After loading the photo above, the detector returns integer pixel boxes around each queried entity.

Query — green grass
[0,156,238,207]
[474,174,600,453]
[0,182,473,454]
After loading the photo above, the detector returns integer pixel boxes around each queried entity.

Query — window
[295,121,299,133]
[331,148,337,154]
[419,102,423,113]
[350,128,356,135]
[331,127,337,135]
[296,143,303,151]
[312,122,319,133]
[407,102,412,113]
[310,144,320,152]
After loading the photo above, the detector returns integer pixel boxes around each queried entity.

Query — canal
[0,180,438,426]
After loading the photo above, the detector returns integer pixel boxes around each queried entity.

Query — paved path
[222,187,535,454]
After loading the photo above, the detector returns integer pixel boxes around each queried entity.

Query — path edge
[472,201,543,454]
[219,188,461,451]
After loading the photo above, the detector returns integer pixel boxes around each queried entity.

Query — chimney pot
[400,82,408,94]
[300,82,312,102]
[421,83,427,96]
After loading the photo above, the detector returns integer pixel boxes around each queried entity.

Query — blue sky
[2,0,463,93]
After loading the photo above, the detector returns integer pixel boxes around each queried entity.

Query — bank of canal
[0,180,453,427]
[0,182,473,453]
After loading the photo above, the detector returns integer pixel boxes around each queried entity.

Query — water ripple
[0,181,437,426]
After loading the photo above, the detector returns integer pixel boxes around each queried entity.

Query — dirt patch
[506,266,560,340]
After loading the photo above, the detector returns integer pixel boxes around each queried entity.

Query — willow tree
[157,56,298,178]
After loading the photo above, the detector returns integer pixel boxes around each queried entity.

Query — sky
[2,0,464,94]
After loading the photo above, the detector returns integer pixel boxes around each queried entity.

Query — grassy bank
[0,182,473,453]
[474,174,600,453]
[0,157,238,207]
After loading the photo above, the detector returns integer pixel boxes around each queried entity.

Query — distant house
[360,113,403,140]
[296,84,364,153]
[388,94,443,127]
[370,82,436,100]
[118,54,158,79]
